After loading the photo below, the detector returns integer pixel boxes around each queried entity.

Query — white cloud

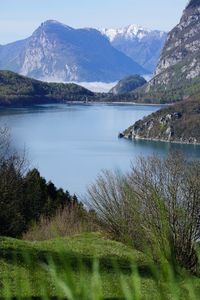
[69,81,118,93]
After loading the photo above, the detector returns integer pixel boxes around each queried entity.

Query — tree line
[0,128,80,237]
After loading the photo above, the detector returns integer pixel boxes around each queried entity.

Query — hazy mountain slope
[0,20,146,83]
[100,25,167,72]
[0,39,27,71]
[110,75,147,95]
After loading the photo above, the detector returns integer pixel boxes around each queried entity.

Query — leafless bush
[87,152,200,273]
[0,127,10,160]
[87,170,143,247]
[0,126,27,173]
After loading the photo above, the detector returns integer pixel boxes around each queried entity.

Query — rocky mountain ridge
[100,24,167,72]
[139,0,200,103]
[121,0,200,144]
[0,20,147,83]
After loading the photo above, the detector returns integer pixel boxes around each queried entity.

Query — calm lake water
[0,103,200,196]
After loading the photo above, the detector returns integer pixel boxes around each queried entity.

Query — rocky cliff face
[140,0,200,103]
[121,1,200,144]
[122,93,200,144]
[0,20,147,83]
[100,25,167,73]
[154,1,200,77]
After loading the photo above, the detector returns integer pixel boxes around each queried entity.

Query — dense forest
[0,70,94,106]
[0,128,87,237]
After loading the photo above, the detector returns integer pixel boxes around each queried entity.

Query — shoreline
[92,101,166,106]
[0,101,167,109]
[123,136,200,146]
[65,100,167,107]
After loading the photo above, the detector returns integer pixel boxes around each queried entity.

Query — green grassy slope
[0,233,152,299]
[0,233,200,299]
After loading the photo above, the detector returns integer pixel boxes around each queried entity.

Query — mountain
[100,25,167,73]
[136,0,200,103]
[186,0,200,9]
[120,1,200,144]
[121,1,200,144]
[0,20,147,83]
[110,75,147,95]
[0,70,94,106]
[122,93,200,144]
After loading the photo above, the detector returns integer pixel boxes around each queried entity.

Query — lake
[0,103,200,196]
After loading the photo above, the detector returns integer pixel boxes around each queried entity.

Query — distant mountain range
[100,25,167,73]
[0,20,146,83]
[0,21,166,83]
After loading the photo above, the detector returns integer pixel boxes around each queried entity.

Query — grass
[0,232,200,299]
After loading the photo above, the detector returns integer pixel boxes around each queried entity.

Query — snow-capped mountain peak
[0,20,147,83]
[0,20,166,81]
[123,24,151,39]
[100,24,166,42]
[99,24,167,72]
[100,24,150,42]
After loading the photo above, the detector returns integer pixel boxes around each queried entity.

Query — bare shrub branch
[87,152,200,273]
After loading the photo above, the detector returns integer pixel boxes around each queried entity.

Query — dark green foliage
[0,161,78,237]
[0,70,94,106]
[23,169,48,223]
[99,66,200,103]
[0,161,25,237]
[124,93,200,144]
[23,169,77,224]
[110,75,147,95]
[105,69,200,104]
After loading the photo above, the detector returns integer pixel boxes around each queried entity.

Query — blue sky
[1,0,188,44]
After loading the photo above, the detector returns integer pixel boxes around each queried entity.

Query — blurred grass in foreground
[0,232,200,299]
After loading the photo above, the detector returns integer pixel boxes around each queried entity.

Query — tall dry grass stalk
[23,205,99,241]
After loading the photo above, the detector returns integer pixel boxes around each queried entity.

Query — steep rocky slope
[0,20,146,83]
[122,93,200,144]
[121,1,200,144]
[137,0,200,103]
[101,25,167,73]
